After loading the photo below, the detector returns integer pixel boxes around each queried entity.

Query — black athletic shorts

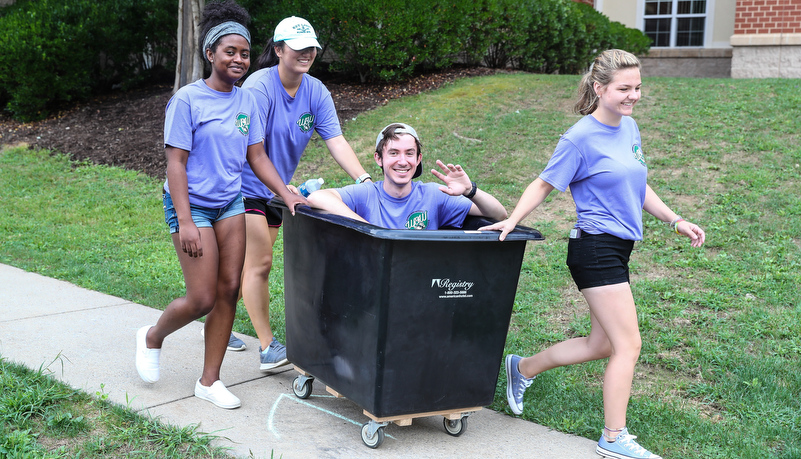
[566,230,635,291]
[243,197,283,228]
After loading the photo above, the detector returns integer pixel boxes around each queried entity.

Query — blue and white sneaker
[259,338,289,371]
[226,333,247,352]
[596,428,662,459]
[199,328,247,352]
[505,354,534,415]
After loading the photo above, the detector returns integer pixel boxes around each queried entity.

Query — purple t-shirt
[240,66,342,200]
[539,115,648,241]
[163,79,264,208]
[336,181,472,230]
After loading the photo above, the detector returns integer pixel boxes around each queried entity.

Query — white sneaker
[194,379,241,409]
[135,325,160,383]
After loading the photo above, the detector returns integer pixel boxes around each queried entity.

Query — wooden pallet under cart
[292,365,480,448]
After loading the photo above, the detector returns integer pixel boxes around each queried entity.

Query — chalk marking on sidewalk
[267,392,395,440]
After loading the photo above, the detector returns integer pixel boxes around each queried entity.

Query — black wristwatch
[464,181,477,199]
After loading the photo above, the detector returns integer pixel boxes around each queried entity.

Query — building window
[644,0,707,47]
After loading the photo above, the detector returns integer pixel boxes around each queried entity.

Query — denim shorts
[163,191,245,234]
[566,231,635,291]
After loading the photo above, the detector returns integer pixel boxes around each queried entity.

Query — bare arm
[478,178,555,241]
[165,146,203,257]
[246,143,307,215]
[324,135,371,181]
[467,189,508,221]
[305,189,368,223]
[643,184,705,247]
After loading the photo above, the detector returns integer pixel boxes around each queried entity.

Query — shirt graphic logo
[235,113,250,136]
[632,145,646,166]
[297,113,315,133]
[406,211,429,230]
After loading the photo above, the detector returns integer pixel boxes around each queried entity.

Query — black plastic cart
[277,205,543,448]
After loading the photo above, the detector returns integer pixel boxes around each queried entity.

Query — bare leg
[200,214,246,386]
[585,283,641,433]
[241,213,280,350]
[517,282,641,433]
[146,227,221,349]
[517,310,613,377]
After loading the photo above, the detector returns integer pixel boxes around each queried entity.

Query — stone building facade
[730,0,801,77]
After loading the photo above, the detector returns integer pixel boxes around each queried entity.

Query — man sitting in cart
[306,123,508,229]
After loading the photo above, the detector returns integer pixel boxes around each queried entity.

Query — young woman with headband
[134,0,305,409]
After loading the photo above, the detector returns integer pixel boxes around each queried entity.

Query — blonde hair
[574,49,641,115]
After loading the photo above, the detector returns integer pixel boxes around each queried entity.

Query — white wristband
[356,173,372,184]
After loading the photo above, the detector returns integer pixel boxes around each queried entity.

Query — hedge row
[0,0,176,122]
[242,0,651,82]
[0,0,649,121]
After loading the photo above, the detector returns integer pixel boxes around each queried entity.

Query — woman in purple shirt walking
[481,49,706,459]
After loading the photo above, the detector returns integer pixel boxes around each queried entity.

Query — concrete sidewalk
[0,263,597,458]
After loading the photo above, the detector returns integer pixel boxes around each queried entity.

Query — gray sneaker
[199,329,247,352]
[226,333,247,352]
[505,354,534,415]
[259,338,289,371]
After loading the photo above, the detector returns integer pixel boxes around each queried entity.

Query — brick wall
[734,0,801,34]
[731,0,801,77]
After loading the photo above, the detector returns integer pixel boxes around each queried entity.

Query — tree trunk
[173,0,205,93]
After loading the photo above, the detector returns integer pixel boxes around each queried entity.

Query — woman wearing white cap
[236,16,372,372]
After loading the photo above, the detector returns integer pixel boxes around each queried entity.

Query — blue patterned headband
[203,21,251,61]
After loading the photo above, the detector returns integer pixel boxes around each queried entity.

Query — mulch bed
[0,67,495,178]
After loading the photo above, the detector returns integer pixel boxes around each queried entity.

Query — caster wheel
[361,422,385,448]
[443,416,467,436]
[292,376,312,399]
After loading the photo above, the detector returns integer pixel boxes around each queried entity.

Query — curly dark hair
[197,0,251,62]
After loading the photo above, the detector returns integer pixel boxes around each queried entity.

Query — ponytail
[256,38,283,69]
[574,71,598,115]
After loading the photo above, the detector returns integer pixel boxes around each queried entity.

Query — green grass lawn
[0,356,233,458]
[2,73,800,457]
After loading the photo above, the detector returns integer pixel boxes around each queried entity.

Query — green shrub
[470,0,529,70]
[556,1,615,74]
[0,0,31,17]
[481,0,650,74]
[95,0,178,91]
[609,20,652,55]
[237,0,286,59]
[518,0,580,73]
[243,0,477,83]
[0,0,176,122]
[0,0,649,118]
[314,0,470,82]
[0,0,97,121]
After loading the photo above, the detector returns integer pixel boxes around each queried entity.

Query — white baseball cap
[273,16,322,51]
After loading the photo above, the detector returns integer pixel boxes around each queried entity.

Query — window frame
[636,0,717,48]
